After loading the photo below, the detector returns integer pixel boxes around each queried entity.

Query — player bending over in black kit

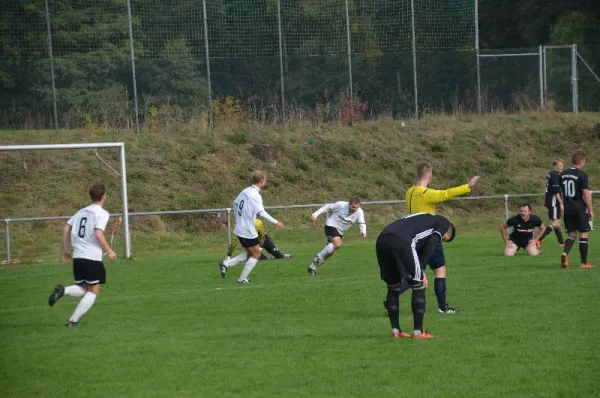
[377,213,456,339]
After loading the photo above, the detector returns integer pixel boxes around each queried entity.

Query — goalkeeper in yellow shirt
[404,162,479,314]
[225,219,292,263]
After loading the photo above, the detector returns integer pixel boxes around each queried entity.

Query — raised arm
[422,184,471,204]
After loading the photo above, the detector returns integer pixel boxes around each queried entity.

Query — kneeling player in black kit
[377,213,456,339]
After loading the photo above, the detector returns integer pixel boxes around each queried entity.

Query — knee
[433,266,446,278]
[526,243,539,256]
[504,243,517,256]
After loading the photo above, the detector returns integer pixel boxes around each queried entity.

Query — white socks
[69,292,97,323]
[238,257,258,281]
[317,243,335,262]
[64,285,86,298]
[224,252,248,268]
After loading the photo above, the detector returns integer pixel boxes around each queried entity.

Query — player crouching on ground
[500,204,547,256]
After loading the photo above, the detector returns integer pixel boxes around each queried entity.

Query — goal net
[0,143,131,264]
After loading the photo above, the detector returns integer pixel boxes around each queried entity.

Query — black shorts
[546,205,561,221]
[376,234,424,286]
[237,235,261,249]
[564,209,591,233]
[325,226,343,243]
[510,240,530,250]
[426,242,445,269]
[73,258,106,286]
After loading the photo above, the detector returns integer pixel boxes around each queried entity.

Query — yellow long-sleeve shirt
[227,219,266,255]
[405,184,471,214]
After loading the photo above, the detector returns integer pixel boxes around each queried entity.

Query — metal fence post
[410,0,418,119]
[475,0,482,114]
[126,0,140,134]
[4,220,10,264]
[43,0,58,131]
[571,43,578,113]
[539,45,544,109]
[543,45,547,92]
[276,0,286,123]
[344,0,354,123]
[202,0,214,130]
[504,194,509,220]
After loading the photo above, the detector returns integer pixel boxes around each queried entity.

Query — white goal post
[0,142,131,259]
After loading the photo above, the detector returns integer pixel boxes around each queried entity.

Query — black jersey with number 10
[560,167,589,211]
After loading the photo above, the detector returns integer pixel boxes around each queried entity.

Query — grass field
[1,227,599,397]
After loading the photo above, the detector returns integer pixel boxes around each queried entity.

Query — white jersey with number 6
[233,185,266,239]
[67,204,110,261]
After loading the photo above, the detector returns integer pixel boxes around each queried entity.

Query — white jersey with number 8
[67,204,110,261]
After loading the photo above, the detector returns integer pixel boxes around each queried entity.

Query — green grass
[1,227,599,397]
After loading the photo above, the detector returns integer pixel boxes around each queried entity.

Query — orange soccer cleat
[579,263,594,269]
[392,331,411,339]
[412,330,435,339]
[560,253,569,268]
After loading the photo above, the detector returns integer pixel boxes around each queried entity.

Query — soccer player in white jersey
[47,182,117,327]
[307,196,367,275]
[219,170,285,283]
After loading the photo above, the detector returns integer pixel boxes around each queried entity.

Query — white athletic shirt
[312,201,366,236]
[233,185,278,239]
[67,203,110,261]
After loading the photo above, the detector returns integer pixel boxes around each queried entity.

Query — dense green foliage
[1,0,598,129]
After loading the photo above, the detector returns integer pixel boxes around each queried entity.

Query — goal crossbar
[0,142,131,260]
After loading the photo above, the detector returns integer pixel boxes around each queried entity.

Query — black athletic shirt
[545,170,561,207]
[506,214,542,243]
[560,167,589,211]
[380,213,451,244]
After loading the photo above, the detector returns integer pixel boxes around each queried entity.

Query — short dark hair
[572,151,586,165]
[89,182,106,202]
[519,203,532,211]
[447,223,456,242]
[349,196,361,205]
[416,163,432,180]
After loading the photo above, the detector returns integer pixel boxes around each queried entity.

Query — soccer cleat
[307,266,316,276]
[65,321,78,328]
[237,278,251,284]
[219,260,228,278]
[412,330,434,339]
[312,255,323,267]
[392,331,410,339]
[560,253,569,268]
[438,304,461,314]
[282,254,293,259]
[558,243,565,247]
[48,284,65,307]
[579,263,594,269]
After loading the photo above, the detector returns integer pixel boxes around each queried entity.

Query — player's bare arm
[468,175,480,188]
[62,225,72,263]
[95,229,117,261]
[499,222,511,244]
[532,224,546,243]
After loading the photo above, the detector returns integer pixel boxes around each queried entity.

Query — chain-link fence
[1,0,598,131]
